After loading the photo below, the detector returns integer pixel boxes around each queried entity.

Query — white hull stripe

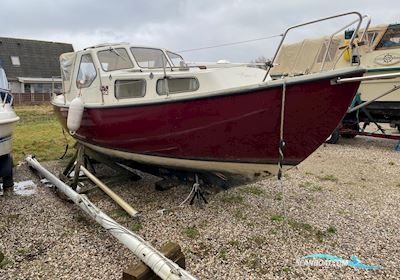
[80,141,292,179]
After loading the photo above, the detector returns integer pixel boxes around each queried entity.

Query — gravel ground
[1,136,400,279]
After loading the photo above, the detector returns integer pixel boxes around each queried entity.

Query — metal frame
[0,90,13,107]
[263,11,364,81]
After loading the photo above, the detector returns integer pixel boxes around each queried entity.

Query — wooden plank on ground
[122,242,185,280]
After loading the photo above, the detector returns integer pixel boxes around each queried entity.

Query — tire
[326,129,340,144]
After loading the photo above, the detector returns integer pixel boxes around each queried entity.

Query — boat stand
[189,175,208,206]
[61,143,141,192]
[60,143,141,217]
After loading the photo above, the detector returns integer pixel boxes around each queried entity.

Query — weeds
[318,175,338,182]
[218,248,228,260]
[131,222,143,232]
[239,186,265,196]
[184,227,199,239]
[271,215,285,222]
[221,193,244,204]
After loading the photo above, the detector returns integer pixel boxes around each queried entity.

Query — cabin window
[166,51,185,67]
[376,25,400,49]
[130,47,170,68]
[98,48,133,71]
[115,80,146,99]
[156,77,199,95]
[316,38,340,63]
[76,54,97,88]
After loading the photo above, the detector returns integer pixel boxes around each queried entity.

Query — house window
[114,80,146,99]
[156,77,199,95]
[76,54,97,88]
[11,56,20,66]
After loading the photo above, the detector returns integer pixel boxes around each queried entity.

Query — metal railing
[0,89,13,107]
[263,11,365,81]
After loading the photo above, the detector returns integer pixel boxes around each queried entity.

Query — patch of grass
[271,214,285,222]
[287,218,337,242]
[275,192,283,201]
[249,235,266,246]
[318,174,338,182]
[282,267,291,273]
[239,186,265,196]
[218,248,228,260]
[233,209,247,221]
[220,193,244,204]
[228,240,240,248]
[245,253,262,271]
[0,257,13,269]
[326,225,337,234]
[288,220,313,232]
[13,105,75,163]
[75,213,90,224]
[5,214,20,223]
[183,227,199,239]
[299,181,322,192]
[131,222,142,232]
[109,208,129,219]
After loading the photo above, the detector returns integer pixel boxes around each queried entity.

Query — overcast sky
[1,0,399,62]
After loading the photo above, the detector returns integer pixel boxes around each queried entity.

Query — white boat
[0,65,19,194]
[0,66,19,156]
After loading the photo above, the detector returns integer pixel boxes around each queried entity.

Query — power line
[178,34,283,53]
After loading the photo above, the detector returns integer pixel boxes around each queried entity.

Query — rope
[277,80,307,276]
[59,128,69,160]
[277,80,286,180]
[178,34,283,53]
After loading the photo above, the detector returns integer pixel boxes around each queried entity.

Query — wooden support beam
[84,147,141,181]
[122,242,186,280]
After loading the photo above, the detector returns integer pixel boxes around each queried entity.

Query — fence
[12,92,52,106]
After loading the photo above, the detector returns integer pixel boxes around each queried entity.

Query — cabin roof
[0,37,74,80]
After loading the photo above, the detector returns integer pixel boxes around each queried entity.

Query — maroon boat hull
[54,70,363,173]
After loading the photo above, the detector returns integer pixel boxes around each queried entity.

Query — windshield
[376,25,400,49]
[130,47,170,68]
[0,68,8,91]
[98,48,133,71]
[166,51,185,67]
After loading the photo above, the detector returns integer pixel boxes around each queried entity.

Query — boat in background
[271,20,400,139]
[0,65,19,193]
[52,12,368,186]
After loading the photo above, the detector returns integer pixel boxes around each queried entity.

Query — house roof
[0,37,74,81]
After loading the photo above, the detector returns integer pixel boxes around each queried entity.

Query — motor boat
[0,65,19,193]
[271,19,400,135]
[52,12,368,186]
